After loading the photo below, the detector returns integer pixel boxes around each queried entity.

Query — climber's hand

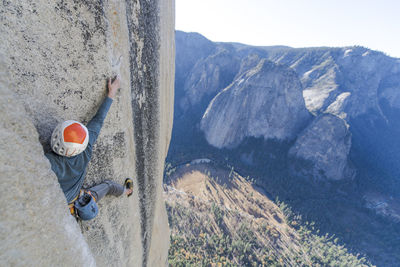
[108,75,121,99]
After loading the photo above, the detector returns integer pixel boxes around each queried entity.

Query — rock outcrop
[201,59,310,148]
[288,114,353,181]
[0,1,174,266]
[180,49,240,112]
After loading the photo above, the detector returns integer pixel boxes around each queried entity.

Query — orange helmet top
[51,120,89,157]
[63,123,87,144]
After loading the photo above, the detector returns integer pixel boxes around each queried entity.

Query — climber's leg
[87,180,125,202]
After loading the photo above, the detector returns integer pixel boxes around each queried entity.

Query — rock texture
[0,1,174,266]
[146,1,175,265]
[0,54,96,267]
[201,59,310,148]
[288,114,353,181]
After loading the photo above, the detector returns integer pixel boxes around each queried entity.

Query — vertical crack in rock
[125,1,160,266]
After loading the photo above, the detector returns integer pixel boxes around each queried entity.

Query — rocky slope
[0,1,174,266]
[172,31,400,184]
[164,162,370,266]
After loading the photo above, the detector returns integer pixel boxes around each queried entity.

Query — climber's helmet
[74,192,98,220]
[51,120,89,157]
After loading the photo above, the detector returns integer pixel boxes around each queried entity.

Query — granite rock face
[288,114,354,181]
[0,54,96,267]
[0,1,174,266]
[180,49,240,112]
[201,59,311,148]
[268,46,400,120]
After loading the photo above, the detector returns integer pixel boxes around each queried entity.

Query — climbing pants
[87,180,124,202]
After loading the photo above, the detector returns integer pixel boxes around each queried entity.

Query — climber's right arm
[86,76,121,147]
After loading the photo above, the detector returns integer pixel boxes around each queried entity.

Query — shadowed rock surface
[289,114,354,181]
[181,49,240,112]
[0,1,174,266]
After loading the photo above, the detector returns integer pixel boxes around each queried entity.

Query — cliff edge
[0,1,174,266]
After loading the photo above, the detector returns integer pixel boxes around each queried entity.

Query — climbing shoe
[125,178,133,197]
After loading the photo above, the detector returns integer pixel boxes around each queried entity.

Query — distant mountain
[171,30,400,189]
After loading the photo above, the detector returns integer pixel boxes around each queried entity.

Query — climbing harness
[68,192,80,221]
[68,190,97,221]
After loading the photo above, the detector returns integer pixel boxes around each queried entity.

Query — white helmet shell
[51,120,89,157]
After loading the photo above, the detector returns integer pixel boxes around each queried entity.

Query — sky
[176,0,400,58]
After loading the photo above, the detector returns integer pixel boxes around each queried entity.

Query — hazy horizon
[176,0,400,58]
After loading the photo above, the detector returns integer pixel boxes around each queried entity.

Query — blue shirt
[45,97,113,203]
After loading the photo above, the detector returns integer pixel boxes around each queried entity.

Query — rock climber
[45,76,133,221]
